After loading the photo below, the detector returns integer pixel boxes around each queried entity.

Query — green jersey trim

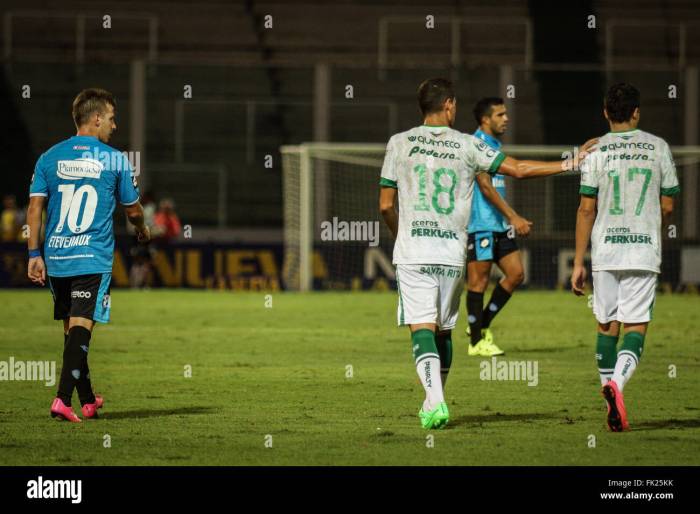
[488,152,506,175]
[580,185,598,196]
[661,185,680,196]
[379,177,398,189]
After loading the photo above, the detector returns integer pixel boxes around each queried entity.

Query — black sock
[435,332,453,385]
[466,290,484,345]
[482,283,512,329]
[76,331,95,406]
[57,326,92,407]
[64,329,95,405]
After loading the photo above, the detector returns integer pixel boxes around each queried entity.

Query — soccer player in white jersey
[572,83,680,432]
[380,78,596,429]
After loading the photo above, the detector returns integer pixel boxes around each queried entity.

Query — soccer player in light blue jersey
[465,98,534,357]
[26,88,150,422]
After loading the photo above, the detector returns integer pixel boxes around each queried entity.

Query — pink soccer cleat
[81,395,104,419]
[602,380,629,432]
[50,397,82,423]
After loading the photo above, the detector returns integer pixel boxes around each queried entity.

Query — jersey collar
[71,135,100,142]
[608,128,640,135]
[421,124,450,136]
[474,129,502,149]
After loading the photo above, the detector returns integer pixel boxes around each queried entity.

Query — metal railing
[605,19,700,75]
[3,10,159,63]
[148,162,228,228]
[377,16,533,76]
[174,98,399,164]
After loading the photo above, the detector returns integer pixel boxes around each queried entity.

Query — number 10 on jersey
[56,184,98,234]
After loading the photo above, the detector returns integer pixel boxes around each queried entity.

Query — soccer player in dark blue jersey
[465,98,533,356]
[27,88,150,422]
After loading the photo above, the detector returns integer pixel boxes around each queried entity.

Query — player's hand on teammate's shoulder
[27,256,46,286]
[575,137,599,166]
[571,263,587,296]
[563,137,599,172]
[580,137,598,154]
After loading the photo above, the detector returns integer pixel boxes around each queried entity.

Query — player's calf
[435,330,453,388]
[596,331,619,386]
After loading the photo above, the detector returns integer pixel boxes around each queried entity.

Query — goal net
[281,143,700,292]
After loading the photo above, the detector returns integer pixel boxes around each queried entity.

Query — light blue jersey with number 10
[29,135,140,277]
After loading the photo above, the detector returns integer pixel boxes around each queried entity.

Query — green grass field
[1,289,699,466]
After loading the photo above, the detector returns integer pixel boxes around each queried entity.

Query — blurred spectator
[152,198,182,244]
[142,191,157,228]
[1,195,23,242]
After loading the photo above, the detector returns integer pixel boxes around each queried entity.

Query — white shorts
[592,270,657,324]
[395,264,465,330]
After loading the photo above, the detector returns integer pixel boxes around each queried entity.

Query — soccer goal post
[281,143,700,292]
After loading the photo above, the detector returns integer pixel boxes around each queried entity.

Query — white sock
[611,351,638,392]
[416,355,444,411]
[599,370,613,386]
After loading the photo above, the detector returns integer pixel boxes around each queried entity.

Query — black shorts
[467,231,518,262]
[48,273,112,323]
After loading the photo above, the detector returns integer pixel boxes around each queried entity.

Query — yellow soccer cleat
[468,337,505,357]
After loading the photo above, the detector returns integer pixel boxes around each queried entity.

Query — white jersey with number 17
[579,129,680,273]
[379,125,505,266]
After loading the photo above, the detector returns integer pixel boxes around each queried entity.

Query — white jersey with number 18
[579,129,681,273]
[380,125,505,266]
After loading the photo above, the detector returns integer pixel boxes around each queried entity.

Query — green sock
[411,329,443,409]
[619,331,644,360]
[596,333,618,385]
[612,331,645,391]
[435,332,453,388]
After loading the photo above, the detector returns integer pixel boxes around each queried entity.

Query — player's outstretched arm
[497,137,598,179]
[26,195,46,286]
[475,173,532,237]
[572,195,597,296]
[379,186,398,239]
[124,202,151,243]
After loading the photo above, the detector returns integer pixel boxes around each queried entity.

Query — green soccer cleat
[468,338,505,357]
[419,402,450,429]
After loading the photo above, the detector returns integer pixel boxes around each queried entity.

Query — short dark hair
[72,88,116,127]
[473,97,504,126]
[604,83,640,123]
[417,78,455,116]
